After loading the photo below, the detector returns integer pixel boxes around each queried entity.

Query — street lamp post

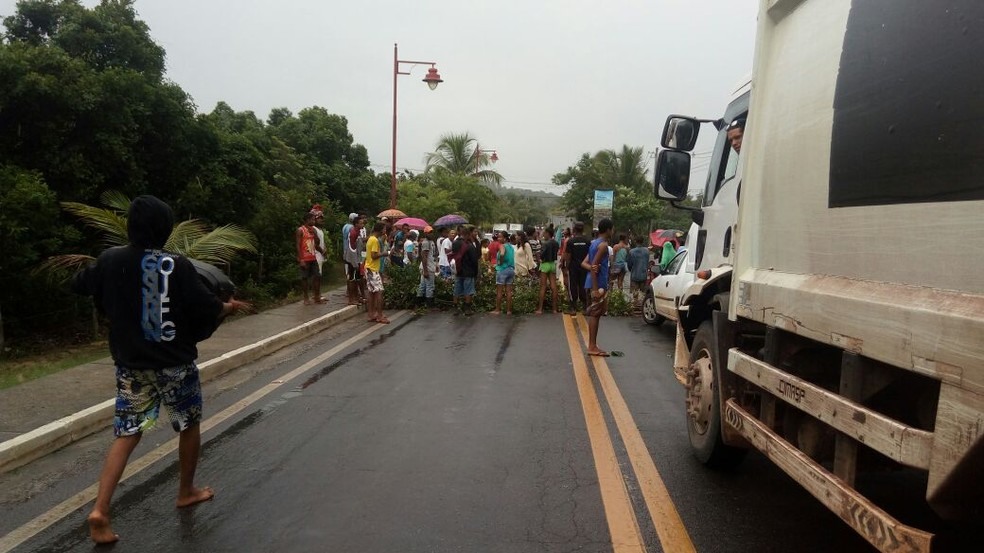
[474,146,499,164]
[391,43,443,209]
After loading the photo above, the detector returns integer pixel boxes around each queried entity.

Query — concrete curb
[0,304,360,474]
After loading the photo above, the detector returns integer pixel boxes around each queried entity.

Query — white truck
[653,1,983,551]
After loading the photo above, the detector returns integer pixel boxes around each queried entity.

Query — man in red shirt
[487,231,501,266]
[296,211,319,305]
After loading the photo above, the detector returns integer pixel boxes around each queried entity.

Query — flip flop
[587,351,610,357]
[376,318,391,324]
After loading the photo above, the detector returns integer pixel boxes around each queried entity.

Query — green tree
[0,0,203,205]
[0,166,66,350]
[5,0,165,77]
[394,179,458,223]
[554,145,661,231]
[267,106,387,216]
[496,190,549,227]
[424,132,503,188]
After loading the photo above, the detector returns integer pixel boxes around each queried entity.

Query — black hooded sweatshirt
[73,196,224,370]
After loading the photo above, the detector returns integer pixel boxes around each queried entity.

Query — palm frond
[100,190,132,213]
[425,132,478,174]
[60,202,129,247]
[473,169,503,187]
[165,220,210,254]
[33,254,96,280]
[180,225,258,264]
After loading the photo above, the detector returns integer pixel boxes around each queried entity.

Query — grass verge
[0,341,110,390]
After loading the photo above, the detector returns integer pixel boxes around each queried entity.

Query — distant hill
[495,187,561,199]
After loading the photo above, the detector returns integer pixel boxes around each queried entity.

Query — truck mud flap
[724,399,933,553]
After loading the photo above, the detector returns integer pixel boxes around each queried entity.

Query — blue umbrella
[434,214,468,228]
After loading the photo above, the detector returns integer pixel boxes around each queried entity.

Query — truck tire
[686,320,746,469]
[642,291,665,326]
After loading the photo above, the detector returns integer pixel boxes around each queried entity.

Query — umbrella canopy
[378,208,407,219]
[394,217,429,230]
[649,228,684,248]
[434,214,469,228]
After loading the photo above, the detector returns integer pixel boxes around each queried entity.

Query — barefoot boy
[582,218,613,356]
[73,195,250,544]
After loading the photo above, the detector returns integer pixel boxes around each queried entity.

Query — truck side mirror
[654,149,691,201]
[661,116,701,151]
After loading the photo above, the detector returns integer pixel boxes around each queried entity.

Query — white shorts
[366,269,384,293]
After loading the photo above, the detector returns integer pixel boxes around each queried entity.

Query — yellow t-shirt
[365,235,381,272]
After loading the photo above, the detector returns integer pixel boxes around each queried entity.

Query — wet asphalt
[3,312,967,552]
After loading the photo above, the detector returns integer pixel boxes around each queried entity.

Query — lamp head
[423,66,443,90]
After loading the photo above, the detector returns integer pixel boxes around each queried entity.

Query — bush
[606,288,634,317]
[382,264,632,316]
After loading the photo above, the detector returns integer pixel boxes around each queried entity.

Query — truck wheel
[686,320,746,469]
[642,291,664,326]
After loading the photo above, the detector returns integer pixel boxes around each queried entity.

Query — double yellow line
[562,314,696,553]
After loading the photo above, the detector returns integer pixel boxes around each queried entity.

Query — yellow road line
[576,314,697,553]
[0,313,407,553]
[562,315,647,553]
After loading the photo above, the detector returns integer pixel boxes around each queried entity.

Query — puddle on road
[493,317,521,371]
[299,314,416,390]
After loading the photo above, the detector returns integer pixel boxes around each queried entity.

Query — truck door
[693,92,749,271]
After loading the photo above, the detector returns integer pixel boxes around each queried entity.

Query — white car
[642,249,694,326]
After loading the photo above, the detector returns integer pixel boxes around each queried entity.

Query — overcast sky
[2,0,758,194]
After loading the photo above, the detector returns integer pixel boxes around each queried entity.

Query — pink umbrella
[394,217,429,230]
[649,228,684,248]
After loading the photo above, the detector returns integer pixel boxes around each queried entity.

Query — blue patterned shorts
[114,363,203,437]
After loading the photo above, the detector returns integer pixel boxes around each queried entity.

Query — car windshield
[665,251,687,275]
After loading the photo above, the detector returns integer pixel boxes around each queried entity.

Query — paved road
[1,313,965,552]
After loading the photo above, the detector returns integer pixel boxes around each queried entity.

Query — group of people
[298,207,680,356]
[331,212,485,317]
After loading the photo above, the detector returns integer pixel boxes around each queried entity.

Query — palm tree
[37,190,258,276]
[424,132,503,188]
[597,146,649,193]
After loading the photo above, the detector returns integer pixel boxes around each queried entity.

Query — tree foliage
[396,171,498,227]
[553,145,696,235]
[424,132,503,188]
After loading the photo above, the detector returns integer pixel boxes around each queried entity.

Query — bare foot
[176,486,215,508]
[88,511,119,544]
[587,349,610,357]
[535,310,543,315]
[489,310,500,315]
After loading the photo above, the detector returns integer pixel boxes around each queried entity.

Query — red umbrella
[394,217,429,230]
[649,228,684,248]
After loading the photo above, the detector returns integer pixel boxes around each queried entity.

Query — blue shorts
[496,267,515,285]
[454,277,476,297]
[114,363,203,436]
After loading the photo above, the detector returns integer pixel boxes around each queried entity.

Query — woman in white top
[513,231,535,278]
